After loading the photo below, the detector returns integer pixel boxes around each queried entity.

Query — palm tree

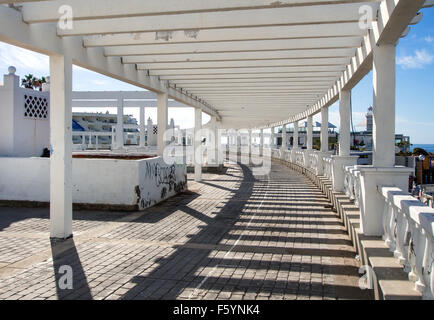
[21,74,36,89]
[21,74,47,90]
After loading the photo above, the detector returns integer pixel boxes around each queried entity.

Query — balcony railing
[380,186,434,299]
[269,147,433,299]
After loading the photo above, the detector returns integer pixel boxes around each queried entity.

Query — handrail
[379,186,434,299]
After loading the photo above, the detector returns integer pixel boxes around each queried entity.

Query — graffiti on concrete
[135,185,155,210]
[136,162,187,210]
[145,162,178,190]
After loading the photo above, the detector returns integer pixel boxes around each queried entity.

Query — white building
[72,112,139,148]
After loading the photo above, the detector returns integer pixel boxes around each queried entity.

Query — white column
[95,135,99,150]
[357,44,412,236]
[332,89,358,192]
[248,129,252,155]
[116,99,124,149]
[307,115,313,150]
[293,121,299,149]
[49,54,72,239]
[208,116,217,165]
[373,44,396,167]
[281,124,287,151]
[139,106,145,148]
[320,107,329,152]
[213,119,220,165]
[339,90,351,156]
[259,129,264,156]
[147,117,153,146]
[194,108,202,181]
[157,92,168,156]
[303,116,314,167]
[281,124,287,160]
[270,127,275,148]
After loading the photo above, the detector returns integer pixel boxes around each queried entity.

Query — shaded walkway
[0,161,372,300]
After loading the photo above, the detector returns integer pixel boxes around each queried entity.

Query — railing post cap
[8,66,16,75]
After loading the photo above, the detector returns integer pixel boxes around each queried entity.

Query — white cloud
[425,36,434,43]
[0,42,48,72]
[397,49,434,69]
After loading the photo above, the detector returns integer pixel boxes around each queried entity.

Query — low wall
[0,156,187,210]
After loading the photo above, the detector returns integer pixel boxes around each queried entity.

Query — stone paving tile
[0,160,372,300]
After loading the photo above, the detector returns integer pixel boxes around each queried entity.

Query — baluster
[422,238,433,299]
[394,211,409,266]
[388,205,397,253]
[382,199,393,248]
[408,225,427,293]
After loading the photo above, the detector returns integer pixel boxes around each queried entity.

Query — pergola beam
[120,48,356,64]
[20,0,381,23]
[49,3,378,36]
[83,23,365,47]
[0,5,220,120]
[105,37,363,56]
[135,57,350,70]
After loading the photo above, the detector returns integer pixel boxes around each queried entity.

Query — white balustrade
[271,148,281,159]
[295,150,304,166]
[323,156,333,179]
[380,186,434,300]
[344,165,361,205]
[310,152,318,171]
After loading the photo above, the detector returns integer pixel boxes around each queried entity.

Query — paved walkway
[0,161,372,300]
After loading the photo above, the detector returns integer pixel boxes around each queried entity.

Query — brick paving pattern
[0,160,372,300]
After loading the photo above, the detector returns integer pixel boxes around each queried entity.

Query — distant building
[352,107,411,153]
[277,121,338,149]
[72,112,139,146]
[72,112,181,150]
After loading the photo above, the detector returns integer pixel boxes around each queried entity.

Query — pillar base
[331,155,359,192]
[358,166,413,236]
[50,234,73,242]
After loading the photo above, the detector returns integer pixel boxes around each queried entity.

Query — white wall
[0,74,18,155]
[0,156,187,209]
[0,72,50,157]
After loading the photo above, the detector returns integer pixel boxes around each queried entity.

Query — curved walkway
[0,160,372,300]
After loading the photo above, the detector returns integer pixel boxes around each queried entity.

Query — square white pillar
[194,108,202,182]
[356,44,412,236]
[259,129,264,156]
[248,129,252,158]
[320,107,329,152]
[307,115,313,151]
[281,124,287,159]
[139,106,146,148]
[157,92,168,156]
[49,54,73,240]
[290,122,299,163]
[207,116,218,165]
[339,90,351,157]
[331,89,359,191]
[115,98,124,150]
[293,121,299,150]
[373,44,396,167]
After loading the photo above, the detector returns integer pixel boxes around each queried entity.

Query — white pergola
[0,0,429,239]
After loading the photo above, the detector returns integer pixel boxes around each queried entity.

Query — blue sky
[0,7,433,143]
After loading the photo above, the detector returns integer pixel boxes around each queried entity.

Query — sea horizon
[410,144,434,153]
